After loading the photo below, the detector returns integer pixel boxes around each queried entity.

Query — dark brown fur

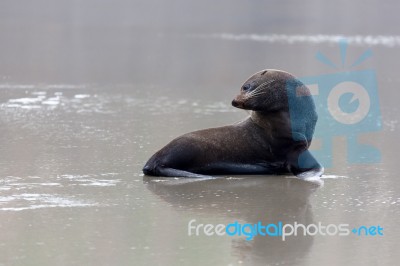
[143,69,323,180]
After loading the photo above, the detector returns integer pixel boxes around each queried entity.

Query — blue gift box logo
[288,40,382,167]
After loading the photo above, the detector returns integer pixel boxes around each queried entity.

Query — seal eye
[242,84,251,91]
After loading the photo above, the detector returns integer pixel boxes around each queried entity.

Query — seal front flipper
[289,150,324,182]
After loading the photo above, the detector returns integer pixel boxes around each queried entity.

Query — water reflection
[145,176,318,265]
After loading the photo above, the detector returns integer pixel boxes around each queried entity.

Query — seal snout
[232,98,244,109]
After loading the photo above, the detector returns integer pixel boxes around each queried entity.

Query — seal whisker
[246,91,268,99]
[247,80,276,97]
[255,79,275,90]
[247,87,264,97]
[247,90,265,96]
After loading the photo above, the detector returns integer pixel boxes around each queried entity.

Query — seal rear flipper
[145,166,214,179]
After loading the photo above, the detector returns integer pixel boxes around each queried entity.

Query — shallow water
[1,1,400,265]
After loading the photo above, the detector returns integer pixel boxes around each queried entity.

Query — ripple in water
[0,193,97,211]
[0,173,121,211]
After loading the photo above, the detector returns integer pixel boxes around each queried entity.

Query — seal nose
[232,99,239,107]
[232,99,244,109]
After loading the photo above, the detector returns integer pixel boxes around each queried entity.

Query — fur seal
[143,69,324,180]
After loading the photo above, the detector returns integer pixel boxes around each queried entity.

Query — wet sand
[1,1,400,265]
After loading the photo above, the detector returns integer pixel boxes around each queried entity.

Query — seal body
[143,69,324,179]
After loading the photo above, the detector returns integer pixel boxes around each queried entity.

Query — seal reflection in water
[143,69,324,181]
